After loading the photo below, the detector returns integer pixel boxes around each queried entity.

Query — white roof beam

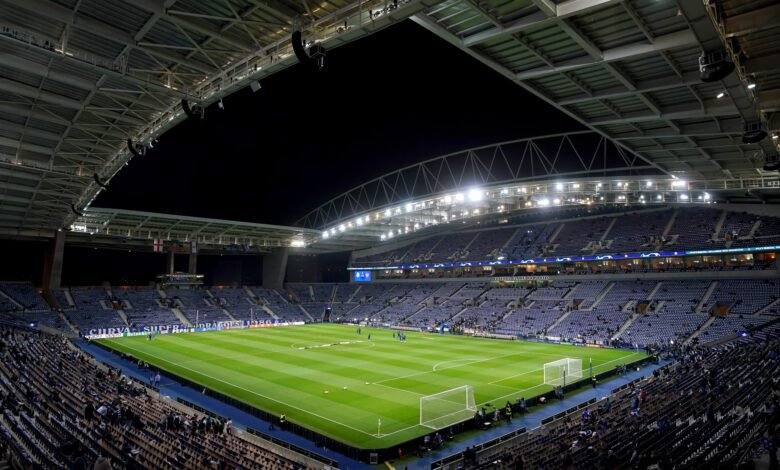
[463,0,619,46]
[4,0,216,76]
[586,101,738,126]
[514,29,698,80]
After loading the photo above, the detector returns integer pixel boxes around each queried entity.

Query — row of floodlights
[320,180,693,240]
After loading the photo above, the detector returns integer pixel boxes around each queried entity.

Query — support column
[43,229,65,294]
[262,248,289,290]
[166,250,175,275]
[188,252,197,274]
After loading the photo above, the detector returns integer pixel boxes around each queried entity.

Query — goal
[420,385,477,429]
[543,358,583,386]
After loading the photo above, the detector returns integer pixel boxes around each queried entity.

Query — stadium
[0,0,779,468]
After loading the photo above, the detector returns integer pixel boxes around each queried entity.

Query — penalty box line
[489,351,643,385]
[101,340,398,440]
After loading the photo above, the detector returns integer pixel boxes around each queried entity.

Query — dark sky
[95,20,582,226]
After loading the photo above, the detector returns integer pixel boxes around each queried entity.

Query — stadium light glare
[704,192,711,200]
[443,195,452,204]
[290,239,305,248]
[672,180,687,187]
[380,234,386,240]
[555,183,564,191]
[572,183,580,189]
[656,194,662,200]
[406,203,413,213]
[500,188,508,195]
[467,188,483,202]
[338,224,346,232]
[455,193,465,202]
[322,232,329,239]
[553,198,561,205]
[596,182,602,188]
[680,194,689,200]
[646,181,653,188]
[384,209,392,217]
[538,198,550,206]
[617,182,623,187]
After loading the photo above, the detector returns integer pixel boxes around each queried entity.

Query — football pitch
[98,324,644,448]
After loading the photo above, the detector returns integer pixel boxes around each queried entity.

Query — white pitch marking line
[488,351,640,385]
[373,351,526,385]
[372,382,425,396]
[101,340,387,439]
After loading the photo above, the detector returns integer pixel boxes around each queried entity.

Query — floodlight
[680,194,689,201]
[406,203,413,213]
[538,198,550,206]
[555,183,564,191]
[291,239,305,247]
[444,195,452,204]
[455,193,465,202]
[553,198,561,205]
[646,181,653,188]
[467,188,483,202]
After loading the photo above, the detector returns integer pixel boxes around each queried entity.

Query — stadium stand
[0,325,308,469]
[67,287,126,332]
[450,331,780,469]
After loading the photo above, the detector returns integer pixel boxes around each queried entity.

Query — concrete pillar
[262,248,289,290]
[188,252,197,274]
[166,250,175,275]
[43,230,65,293]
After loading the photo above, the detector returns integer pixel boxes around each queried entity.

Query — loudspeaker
[699,50,735,82]
[181,99,203,120]
[93,173,108,189]
[71,204,85,217]
[127,139,145,158]
[291,31,311,65]
[743,122,767,144]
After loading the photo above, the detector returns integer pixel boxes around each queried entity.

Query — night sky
[95,20,582,226]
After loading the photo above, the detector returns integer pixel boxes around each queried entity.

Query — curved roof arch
[295,130,662,228]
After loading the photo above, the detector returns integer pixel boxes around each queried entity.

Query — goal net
[543,358,583,386]
[420,385,477,429]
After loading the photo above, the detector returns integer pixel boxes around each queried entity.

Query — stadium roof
[67,207,321,252]
[0,0,778,251]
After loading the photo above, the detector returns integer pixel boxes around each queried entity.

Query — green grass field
[98,324,643,448]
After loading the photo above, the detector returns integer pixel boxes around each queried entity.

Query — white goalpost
[543,358,583,387]
[419,385,477,429]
